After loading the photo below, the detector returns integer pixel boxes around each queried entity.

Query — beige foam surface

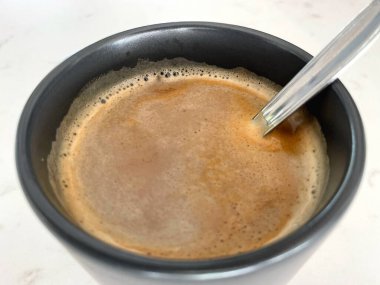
[48,59,328,259]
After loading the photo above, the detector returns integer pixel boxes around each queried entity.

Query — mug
[16,22,365,284]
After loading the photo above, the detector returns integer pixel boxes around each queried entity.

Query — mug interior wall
[27,24,351,240]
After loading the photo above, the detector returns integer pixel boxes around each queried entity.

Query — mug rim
[16,22,365,280]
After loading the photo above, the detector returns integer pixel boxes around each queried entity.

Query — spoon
[253,0,380,136]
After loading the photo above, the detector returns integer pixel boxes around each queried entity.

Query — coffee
[48,59,328,259]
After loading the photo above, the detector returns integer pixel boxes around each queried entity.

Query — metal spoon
[253,0,380,136]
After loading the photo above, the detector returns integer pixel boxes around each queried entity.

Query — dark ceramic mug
[16,22,365,284]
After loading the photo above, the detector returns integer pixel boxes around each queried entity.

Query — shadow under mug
[16,22,365,284]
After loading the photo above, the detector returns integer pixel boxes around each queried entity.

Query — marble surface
[1,0,379,284]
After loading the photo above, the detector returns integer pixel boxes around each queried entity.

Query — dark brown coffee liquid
[48,59,328,259]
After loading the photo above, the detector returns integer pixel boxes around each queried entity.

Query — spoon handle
[253,0,380,135]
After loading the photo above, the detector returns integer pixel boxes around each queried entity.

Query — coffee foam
[48,58,329,259]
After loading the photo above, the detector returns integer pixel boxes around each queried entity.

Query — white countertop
[1,0,379,284]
